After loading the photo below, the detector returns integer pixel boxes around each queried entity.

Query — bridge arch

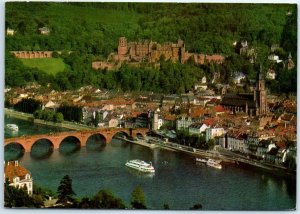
[86,133,106,150]
[5,142,25,160]
[112,131,130,139]
[31,138,54,159]
[136,132,145,139]
[59,136,81,154]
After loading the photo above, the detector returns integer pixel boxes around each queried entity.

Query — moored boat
[125,159,155,173]
[5,124,19,132]
[207,159,222,169]
[196,158,207,163]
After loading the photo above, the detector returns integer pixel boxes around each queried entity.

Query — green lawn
[20,58,67,75]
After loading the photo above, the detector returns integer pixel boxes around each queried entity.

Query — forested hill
[5,2,295,56]
[5,3,297,95]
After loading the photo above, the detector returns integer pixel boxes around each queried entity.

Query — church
[221,67,268,116]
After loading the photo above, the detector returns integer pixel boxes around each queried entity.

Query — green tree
[190,203,203,210]
[131,186,147,209]
[92,189,125,209]
[4,180,42,208]
[57,175,76,205]
[53,112,64,123]
[206,139,216,150]
[93,111,100,127]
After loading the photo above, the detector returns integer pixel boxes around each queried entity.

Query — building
[39,27,50,35]
[266,69,276,80]
[206,127,225,142]
[92,37,225,70]
[286,53,295,70]
[6,28,15,36]
[176,116,193,130]
[151,110,164,130]
[4,161,33,195]
[188,123,209,135]
[221,66,268,116]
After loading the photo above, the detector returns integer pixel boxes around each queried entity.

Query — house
[268,54,282,63]
[188,123,209,135]
[257,140,277,161]
[226,131,248,152]
[6,28,15,36]
[266,69,276,80]
[286,53,295,70]
[206,127,225,142]
[39,27,50,35]
[213,105,225,116]
[108,118,119,128]
[4,161,33,195]
[234,72,246,84]
[43,100,60,111]
[176,116,193,130]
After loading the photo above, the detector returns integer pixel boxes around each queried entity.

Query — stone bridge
[4,128,149,153]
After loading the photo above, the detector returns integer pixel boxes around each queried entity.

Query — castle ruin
[92,37,225,70]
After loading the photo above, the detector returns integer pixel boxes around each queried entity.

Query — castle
[92,37,225,70]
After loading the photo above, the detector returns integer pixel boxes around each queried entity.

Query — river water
[4,116,296,210]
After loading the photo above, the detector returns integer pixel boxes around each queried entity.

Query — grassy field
[20,58,67,75]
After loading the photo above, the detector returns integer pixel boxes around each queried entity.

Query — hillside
[20,58,67,75]
[5,3,297,94]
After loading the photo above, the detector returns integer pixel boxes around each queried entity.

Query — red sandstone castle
[92,37,225,70]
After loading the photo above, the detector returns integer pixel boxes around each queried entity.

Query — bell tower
[254,65,267,115]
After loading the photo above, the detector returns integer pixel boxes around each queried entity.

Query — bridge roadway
[4,128,148,152]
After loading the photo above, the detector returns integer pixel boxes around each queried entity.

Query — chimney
[15,160,18,167]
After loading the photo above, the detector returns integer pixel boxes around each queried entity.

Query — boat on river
[207,159,222,169]
[196,158,207,163]
[5,124,19,132]
[125,159,155,173]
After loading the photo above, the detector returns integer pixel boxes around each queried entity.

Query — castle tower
[118,37,128,55]
[254,65,267,115]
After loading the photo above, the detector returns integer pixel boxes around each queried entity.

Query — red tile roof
[4,161,30,183]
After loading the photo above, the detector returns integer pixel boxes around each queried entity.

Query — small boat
[207,159,222,169]
[125,159,155,173]
[196,158,207,163]
[5,124,19,132]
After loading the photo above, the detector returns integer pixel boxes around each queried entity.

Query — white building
[266,69,276,80]
[206,127,225,142]
[234,72,246,84]
[4,161,33,195]
[6,28,15,36]
[227,132,248,153]
[176,116,193,130]
[188,123,209,135]
[39,27,50,35]
[268,54,282,63]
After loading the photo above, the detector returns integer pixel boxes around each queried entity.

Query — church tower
[254,65,267,115]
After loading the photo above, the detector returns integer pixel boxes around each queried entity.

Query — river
[4,116,296,210]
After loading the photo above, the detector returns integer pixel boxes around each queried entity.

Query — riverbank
[5,108,94,131]
[128,136,295,178]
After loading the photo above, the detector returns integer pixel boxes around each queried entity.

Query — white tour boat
[206,159,222,169]
[5,124,19,132]
[125,159,155,173]
[196,158,207,163]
